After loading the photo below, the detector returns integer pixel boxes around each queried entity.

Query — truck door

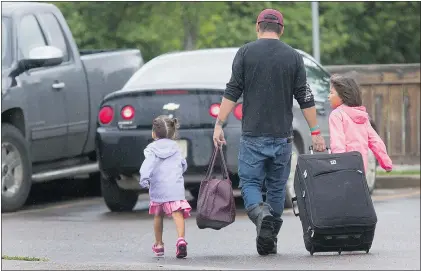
[36,12,90,158]
[16,14,68,162]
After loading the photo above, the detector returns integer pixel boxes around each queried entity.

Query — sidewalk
[376,164,420,189]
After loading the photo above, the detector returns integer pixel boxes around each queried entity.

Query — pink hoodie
[329,104,393,173]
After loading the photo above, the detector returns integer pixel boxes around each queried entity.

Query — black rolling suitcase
[291,147,377,256]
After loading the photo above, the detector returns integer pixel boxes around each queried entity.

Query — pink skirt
[149,200,192,219]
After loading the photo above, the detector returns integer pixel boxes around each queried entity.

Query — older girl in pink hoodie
[328,74,392,173]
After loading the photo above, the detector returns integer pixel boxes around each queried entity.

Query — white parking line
[1,197,103,216]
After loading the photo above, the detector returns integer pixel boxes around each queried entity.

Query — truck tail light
[121,105,135,120]
[98,106,114,125]
[233,103,243,120]
[209,103,220,118]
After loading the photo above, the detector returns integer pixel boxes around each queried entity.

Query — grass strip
[1,255,48,262]
[377,170,420,176]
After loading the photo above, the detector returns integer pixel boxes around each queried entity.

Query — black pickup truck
[1,2,144,212]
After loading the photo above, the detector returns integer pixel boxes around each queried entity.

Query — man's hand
[213,120,226,147]
[311,134,326,152]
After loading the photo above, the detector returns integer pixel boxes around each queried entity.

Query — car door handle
[52,81,65,90]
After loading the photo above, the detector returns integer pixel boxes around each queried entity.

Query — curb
[375,175,420,189]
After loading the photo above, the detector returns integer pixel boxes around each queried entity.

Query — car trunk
[108,89,225,129]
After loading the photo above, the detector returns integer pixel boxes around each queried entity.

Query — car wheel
[187,186,200,208]
[1,124,32,213]
[366,150,377,194]
[284,142,299,209]
[100,172,138,212]
[189,186,200,199]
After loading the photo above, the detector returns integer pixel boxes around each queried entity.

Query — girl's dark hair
[330,74,363,107]
[152,115,180,139]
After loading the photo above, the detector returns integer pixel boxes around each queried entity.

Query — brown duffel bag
[196,146,236,230]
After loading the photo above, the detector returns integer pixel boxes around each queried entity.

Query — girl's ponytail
[172,118,180,129]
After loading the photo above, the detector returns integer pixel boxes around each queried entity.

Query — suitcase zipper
[313,169,363,178]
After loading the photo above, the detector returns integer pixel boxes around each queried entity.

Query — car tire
[1,123,32,213]
[100,173,138,212]
[189,186,200,199]
[284,142,300,209]
[188,186,200,208]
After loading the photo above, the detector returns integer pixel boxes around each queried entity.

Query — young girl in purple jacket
[139,115,191,258]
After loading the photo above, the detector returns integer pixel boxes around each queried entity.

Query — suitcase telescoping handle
[309,146,331,154]
[291,196,299,217]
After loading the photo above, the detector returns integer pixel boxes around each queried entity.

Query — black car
[95,48,378,212]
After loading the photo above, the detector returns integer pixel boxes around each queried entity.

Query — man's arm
[293,54,317,128]
[217,48,245,125]
[293,54,325,151]
[302,107,318,130]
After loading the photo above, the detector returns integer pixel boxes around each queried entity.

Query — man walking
[213,8,326,255]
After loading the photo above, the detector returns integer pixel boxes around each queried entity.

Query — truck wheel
[100,173,138,212]
[1,124,32,212]
[284,142,299,209]
[87,172,102,196]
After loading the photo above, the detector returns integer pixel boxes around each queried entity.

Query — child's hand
[139,179,150,189]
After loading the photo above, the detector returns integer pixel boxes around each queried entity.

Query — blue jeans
[238,135,292,218]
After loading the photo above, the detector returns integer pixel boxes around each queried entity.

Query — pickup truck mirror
[9,46,64,77]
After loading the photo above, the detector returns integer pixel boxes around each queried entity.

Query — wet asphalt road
[1,184,420,270]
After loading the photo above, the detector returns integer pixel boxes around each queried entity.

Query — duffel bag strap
[204,146,229,180]
[204,146,219,179]
[217,146,229,180]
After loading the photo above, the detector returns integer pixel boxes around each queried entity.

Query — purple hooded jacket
[139,139,188,203]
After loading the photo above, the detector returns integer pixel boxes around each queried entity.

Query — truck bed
[80,48,143,101]
[80,48,144,155]
[79,48,135,56]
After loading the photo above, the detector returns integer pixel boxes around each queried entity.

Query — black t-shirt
[223,39,315,138]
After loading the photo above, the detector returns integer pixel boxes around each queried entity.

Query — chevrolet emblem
[163,103,180,111]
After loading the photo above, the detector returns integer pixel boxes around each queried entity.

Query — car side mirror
[9,46,64,77]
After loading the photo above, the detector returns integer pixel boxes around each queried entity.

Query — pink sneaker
[176,238,187,258]
[152,244,164,256]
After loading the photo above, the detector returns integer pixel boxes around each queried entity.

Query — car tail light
[121,105,135,120]
[233,103,243,120]
[98,106,114,125]
[209,103,220,118]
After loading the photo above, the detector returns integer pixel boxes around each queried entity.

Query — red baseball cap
[257,9,284,26]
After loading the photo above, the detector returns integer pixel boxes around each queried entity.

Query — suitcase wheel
[365,249,370,254]
[338,248,342,255]
[310,246,315,256]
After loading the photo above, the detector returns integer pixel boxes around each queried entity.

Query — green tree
[54,1,420,65]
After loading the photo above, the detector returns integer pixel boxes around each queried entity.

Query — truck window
[38,13,69,62]
[303,56,330,101]
[2,17,12,68]
[18,15,47,59]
